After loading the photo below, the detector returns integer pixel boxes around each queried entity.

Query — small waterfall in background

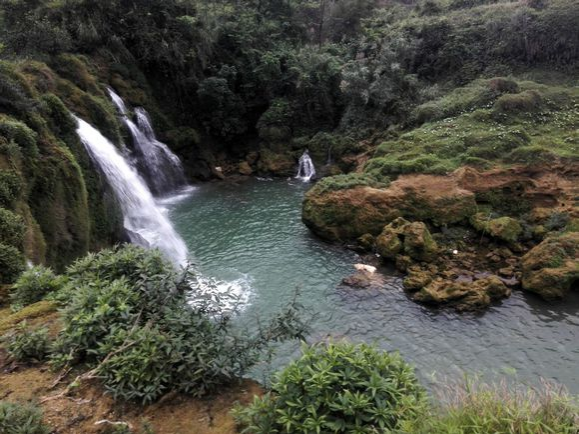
[296,150,316,182]
[75,116,188,266]
[108,88,187,196]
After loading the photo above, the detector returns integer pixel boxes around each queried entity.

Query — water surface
[169,179,579,392]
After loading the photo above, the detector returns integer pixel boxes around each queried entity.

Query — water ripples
[169,179,579,392]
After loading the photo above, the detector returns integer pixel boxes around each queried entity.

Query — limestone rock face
[238,161,253,176]
[303,175,476,242]
[521,232,579,299]
[470,213,522,243]
[413,276,511,311]
[375,218,438,262]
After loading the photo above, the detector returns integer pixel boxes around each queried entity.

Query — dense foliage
[5,322,50,362]
[44,245,308,404]
[0,401,50,434]
[10,266,63,311]
[234,342,427,433]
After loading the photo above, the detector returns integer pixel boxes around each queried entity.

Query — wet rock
[357,233,375,251]
[395,255,414,272]
[238,161,253,176]
[342,272,372,289]
[413,276,510,311]
[521,232,579,299]
[403,267,434,292]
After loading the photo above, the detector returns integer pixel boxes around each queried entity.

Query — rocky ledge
[304,164,579,311]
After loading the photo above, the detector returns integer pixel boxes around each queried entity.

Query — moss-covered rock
[0,207,26,248]
[303,174,476,242]
[256,148,295,176]
[521,233,579,299]
[0,242,26,284]
[376,218,438,262]
[413,276,510,311]
[470,213,523,243]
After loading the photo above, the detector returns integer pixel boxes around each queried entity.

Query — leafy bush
[5,322,50,362]
[10,266,63,311]
[0,207,26,248]
[233,342,427,433]
[422,379,579,434]
[0,170,22,207]
[0,242,25,284]
[51,245,307,404]
[0,401,50,434]
[494,90,543,114]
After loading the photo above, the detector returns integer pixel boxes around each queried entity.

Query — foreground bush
[50,244,307,404]
[0,401,50,434]
[5,322,50,362]
[10,266,63,311]
[233,342,427,433]
[421,379,579,434]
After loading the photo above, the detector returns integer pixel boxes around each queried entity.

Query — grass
[368,79,579,179]
[419,378,579,434]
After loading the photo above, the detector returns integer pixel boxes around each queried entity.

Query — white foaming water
[108,88,187,196]
[75,116,188,266]
[295,150,316,182]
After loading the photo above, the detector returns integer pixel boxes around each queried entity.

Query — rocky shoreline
[305,164,579,311]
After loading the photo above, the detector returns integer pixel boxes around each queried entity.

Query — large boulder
[413,276,511,311]
[303,174,476,242]
[521,232,579,299]
[470,213,522,243]
[375,218,438,262]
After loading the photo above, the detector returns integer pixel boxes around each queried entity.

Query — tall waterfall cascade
[75,116,188,265]
[296,150,316,182]
[108,88,187,196]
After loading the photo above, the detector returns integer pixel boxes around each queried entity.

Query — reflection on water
[168,179,579,392]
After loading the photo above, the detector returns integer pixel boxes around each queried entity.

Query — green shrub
[0,242,25,284]
[0,208,26,248]
[233,342,427,433]
[0,401,50,434]
[5,322,50,362]
[494,90,543,114]
[51,245,307,404]
[422,379,579,434]
[10,266,63,311]
[0,170,22,207]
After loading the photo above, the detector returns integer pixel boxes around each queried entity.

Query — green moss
[470,213,523,243]
[0,242,25,284]
[0,207,26,248]
[0,116,39,158]
[370,81,579,176]
[310,173,389,195]
[0,300,57,335]
[0,169,22,208]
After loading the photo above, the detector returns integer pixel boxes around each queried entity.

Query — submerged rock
[521,232,579,299]
[413,275,510,311]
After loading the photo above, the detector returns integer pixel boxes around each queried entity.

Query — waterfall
[75,116,188,266]
[295,150,316,182]
[108,88,187,196]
